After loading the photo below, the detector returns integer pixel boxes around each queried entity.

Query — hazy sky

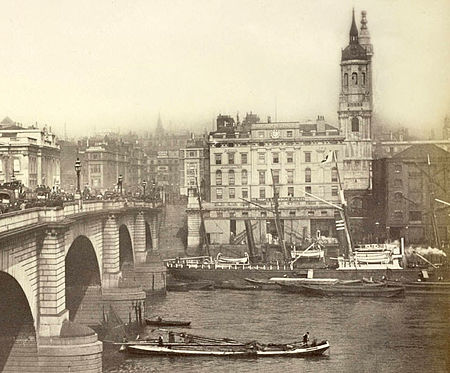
[0,0,449,138]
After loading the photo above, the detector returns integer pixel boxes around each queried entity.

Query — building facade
[373,144,450,248]
[0,117,60,189]
[187,116,345,248]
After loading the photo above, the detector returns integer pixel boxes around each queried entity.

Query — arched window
[305,168,311,183]
[216,170,222,185]
[344,73,348,87]
[351,72,358,85]
[241,169,248,185]
[362,72,366,86]
[351,117,359,132]
[228,170,235,185]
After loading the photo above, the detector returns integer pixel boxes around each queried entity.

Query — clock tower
[338,10,373,191]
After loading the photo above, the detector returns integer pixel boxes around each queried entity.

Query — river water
[103,291,450,373]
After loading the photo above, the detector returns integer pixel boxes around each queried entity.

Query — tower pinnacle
[350,8,359,44]
[358,10,373,56]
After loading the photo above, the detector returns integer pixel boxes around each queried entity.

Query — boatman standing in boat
[303,332,309,345]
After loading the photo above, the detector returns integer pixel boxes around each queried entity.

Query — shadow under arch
[119,224,134,268]
[65,235,101,321]
[145,221,152,251]
[0,271,37,371]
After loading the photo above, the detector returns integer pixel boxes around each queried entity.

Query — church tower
[338,10,373,191]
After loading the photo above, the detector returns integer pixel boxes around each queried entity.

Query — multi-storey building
[373,144,450,248]
[187,116,345,248]
[180,137,210,201]
[0,117,60,189]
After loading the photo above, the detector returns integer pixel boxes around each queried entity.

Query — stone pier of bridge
[0,200,166,373]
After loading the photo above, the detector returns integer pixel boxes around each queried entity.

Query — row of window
[343,72,366,87]
[214,186,339,200]
[392,210,422,221]
[215,168,338,185]
[211,210,335,218]
[214,151,338,165]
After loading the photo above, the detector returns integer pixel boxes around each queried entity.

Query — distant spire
[156,112,164,137]
[358,10,373,55]
[349,8,359,44]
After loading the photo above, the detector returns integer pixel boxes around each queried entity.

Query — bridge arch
[0,271,37,371]
[119,224,134,268]
[65,235,101,321]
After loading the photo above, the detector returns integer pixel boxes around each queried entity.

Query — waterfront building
[0,117,60,189]
[186,115,345,248]
[180,136,210,201]
[372,144,450,248]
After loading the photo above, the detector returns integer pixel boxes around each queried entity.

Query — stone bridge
[0,200,166,372]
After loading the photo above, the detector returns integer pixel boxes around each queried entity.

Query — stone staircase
[158,203,187,258]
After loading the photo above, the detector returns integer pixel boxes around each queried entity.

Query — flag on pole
[320,150,334,165]
[336,219,345,231]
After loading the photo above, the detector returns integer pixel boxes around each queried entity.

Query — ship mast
[332,151,354,257]
[427,154,442,249]
[270,169,289,262]
[194,171,210,257]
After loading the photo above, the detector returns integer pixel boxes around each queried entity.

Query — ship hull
[168,266,428,284]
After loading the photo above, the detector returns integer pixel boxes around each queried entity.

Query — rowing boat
[145,318,191,327]
[278,283,405,297]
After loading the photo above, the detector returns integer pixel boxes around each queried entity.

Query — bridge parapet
[0,200,162,234]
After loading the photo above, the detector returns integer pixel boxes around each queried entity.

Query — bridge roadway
[0,200,166,372]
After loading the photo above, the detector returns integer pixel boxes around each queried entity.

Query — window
[258,152,266,164]
[259,171,266,185]
[307,211,315,216]
[409,211,422,222]
[241,169,248,185]
[216,188,223,199]
[394,211,403,220]
[352,72,358,85]
[242,211,249,217]
[305,168,311,183]
[287,130,293,137]
[288,187,294,197]
[258,131,264,138]
[13,159,20,172]
[259,188,266,199]
[287,152,294,163]
[321,210,328,216]
[351,117,359,132]
[304,152,311,163]
[305,186,312,194]
[394,164,402,173]
[394,179,403,188]
[362,72,366,86]
[228,153,235,165]
[229,188,235,199]
[216,170,222,185]
[242,188,248,199]
[229,170,235,185]
[289,210,296,216]
[331,167,338,182]
[332,186,338,196]
[189,151,196,157]
[241,153,248,164]
[261,211,267,217]
[90,165,101,173]
[272,170,280,184]
[272,153,279,164]
[215,154,222,165]
[287,170,294,184]
[394,191,403,201]
[344,73,348,87]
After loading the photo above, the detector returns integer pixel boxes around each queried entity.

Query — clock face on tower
[271,129,280,138]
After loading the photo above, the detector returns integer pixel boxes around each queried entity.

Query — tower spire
[358,10,373,56]
[349,8,359,44]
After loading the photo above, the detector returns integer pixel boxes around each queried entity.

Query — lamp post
[142,180,147,198]
[75,158,81,197]
[118,174,123,195]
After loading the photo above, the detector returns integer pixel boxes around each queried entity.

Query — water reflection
[104,291,450,373]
